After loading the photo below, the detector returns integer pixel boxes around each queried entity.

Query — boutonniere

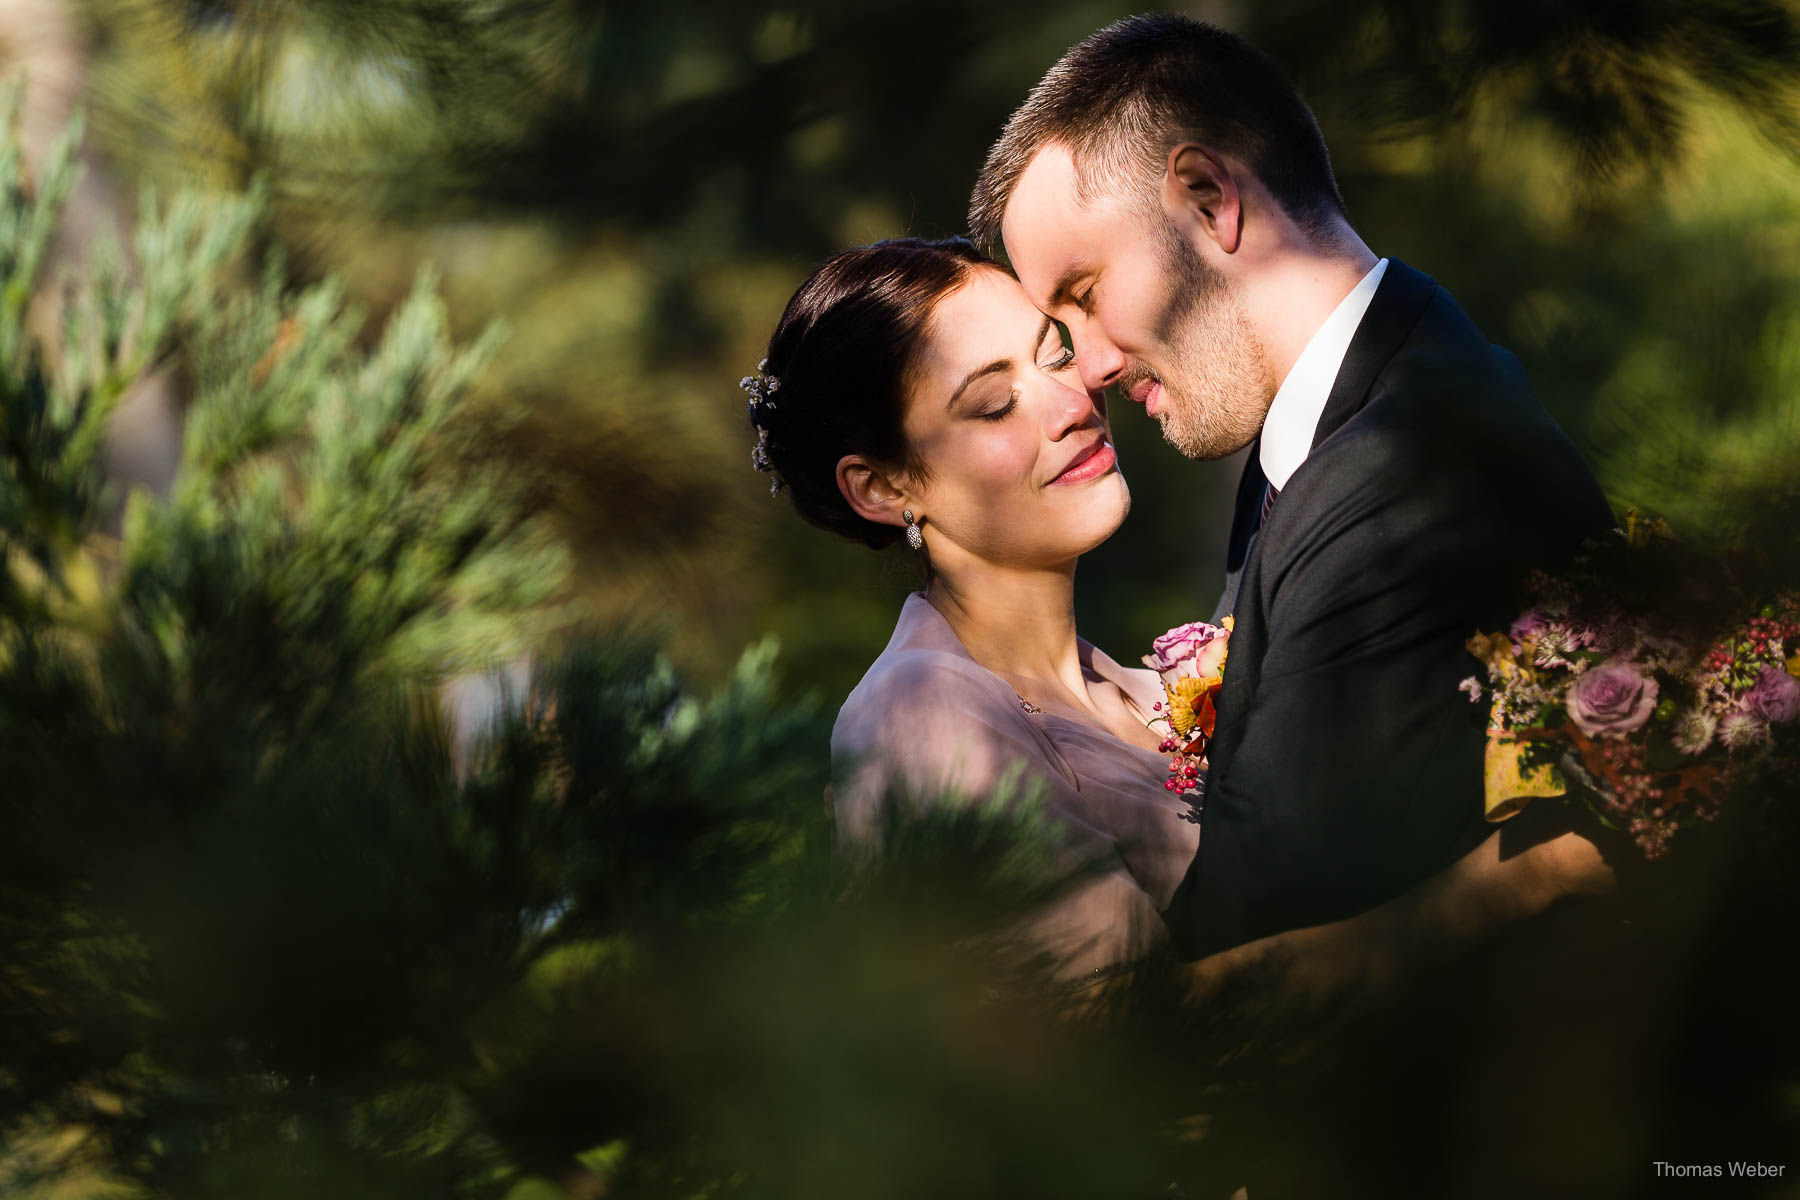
[1143,616,1232,794]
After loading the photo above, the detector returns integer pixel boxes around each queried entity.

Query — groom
[968,16,1614,958]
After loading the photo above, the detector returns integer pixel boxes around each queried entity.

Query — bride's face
[900,267,1129,570]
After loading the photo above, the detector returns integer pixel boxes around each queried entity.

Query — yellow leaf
[1164,675,1217,738]
[1484,731,1565,822]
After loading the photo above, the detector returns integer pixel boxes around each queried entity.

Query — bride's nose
[1044,381,1098,439]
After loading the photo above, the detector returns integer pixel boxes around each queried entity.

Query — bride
[746,236,1609,987]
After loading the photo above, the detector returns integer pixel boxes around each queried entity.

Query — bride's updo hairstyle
[747,237,989,549]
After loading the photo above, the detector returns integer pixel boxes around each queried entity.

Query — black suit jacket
[1162,260,1613,959]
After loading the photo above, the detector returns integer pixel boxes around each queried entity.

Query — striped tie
[1261,481,1279,523]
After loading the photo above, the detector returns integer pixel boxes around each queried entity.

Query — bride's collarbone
[1007,673,1162,750]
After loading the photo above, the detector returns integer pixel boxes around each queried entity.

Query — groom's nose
[1072,326,1126,393]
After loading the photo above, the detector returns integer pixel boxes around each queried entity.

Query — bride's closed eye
[978,394,1018,422]
[1036,319,1076,374]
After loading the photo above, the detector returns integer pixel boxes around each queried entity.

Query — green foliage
[0,94,590,1193]
[67,0,1800,695]
[6,8,1800,1196]
[0,101,1174,1198]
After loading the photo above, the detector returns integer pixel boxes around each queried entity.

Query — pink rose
[1748,666,1800,725]
[1566,659,1658,739]
[1143,620,1231,687]
[1508,609,1548,644]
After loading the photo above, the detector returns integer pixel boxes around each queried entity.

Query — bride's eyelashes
[974,350,1077,422]
[977,394,1018,422]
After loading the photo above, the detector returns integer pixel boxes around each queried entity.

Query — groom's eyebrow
[946,316,1055,410]
[1046,265,1085,309]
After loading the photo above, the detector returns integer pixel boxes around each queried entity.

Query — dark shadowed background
[48,0,1800,695]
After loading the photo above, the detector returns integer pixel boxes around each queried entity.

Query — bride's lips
[1128,377,1164,417]
[1047,438,1117,486]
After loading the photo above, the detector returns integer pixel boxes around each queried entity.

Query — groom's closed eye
[1045,263,1090,314]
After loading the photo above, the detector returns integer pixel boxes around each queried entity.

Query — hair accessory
[903,509,924,552]
[741,358,785,495]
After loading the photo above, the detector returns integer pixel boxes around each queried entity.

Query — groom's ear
[1164,143,1242,255]
[836,454,909,529]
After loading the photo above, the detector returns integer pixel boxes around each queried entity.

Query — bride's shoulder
[834,645,1015,747]
[835,595,1017,740]
[829,642,1059,846]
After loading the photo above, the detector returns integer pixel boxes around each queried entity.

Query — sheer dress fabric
[831,593,1200,980]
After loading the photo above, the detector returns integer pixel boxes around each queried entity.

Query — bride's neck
[924,560,1085,694]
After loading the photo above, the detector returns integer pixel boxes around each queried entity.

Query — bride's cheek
[951,435,1025,493]
[985,431,1039,480]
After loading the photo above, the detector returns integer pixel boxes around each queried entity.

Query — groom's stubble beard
[1132,214,1271,461]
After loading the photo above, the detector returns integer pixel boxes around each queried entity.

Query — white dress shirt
[1258,258,1389,491]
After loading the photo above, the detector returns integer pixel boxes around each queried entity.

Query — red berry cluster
[1702,612,1796,678]
[1626,816,1677,860]
[1744,614,1796,658]
[1591,737,1656,808]
[1589,734,1734,859]
[1151,701,1202,794]
[1161,749,1202,793]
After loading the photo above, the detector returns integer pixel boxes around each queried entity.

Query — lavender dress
[831,594,1201,979]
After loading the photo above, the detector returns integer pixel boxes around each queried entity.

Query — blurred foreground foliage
[0,95,1216,1200]
[0,101,1032,1197]
[1,54,1799,1200]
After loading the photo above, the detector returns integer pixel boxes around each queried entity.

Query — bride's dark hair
[749,237,990,549]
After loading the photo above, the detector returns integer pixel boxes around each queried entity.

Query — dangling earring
[902,509,924,552]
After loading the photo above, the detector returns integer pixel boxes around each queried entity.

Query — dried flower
[1718,709,1769,751]
[1467,631,1525,682]
[1533,625,1583,668]
[1671,708,1717,757]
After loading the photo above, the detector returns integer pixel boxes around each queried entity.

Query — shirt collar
[1258,258,1388,491]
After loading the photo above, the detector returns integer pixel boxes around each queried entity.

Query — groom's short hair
[968,15,1346,254]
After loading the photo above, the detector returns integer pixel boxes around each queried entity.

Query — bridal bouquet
[1464,515,1800,858]
[1143,617,1231,796]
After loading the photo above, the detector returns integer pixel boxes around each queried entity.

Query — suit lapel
[1309,259,1438,453]
[1214,261,1438,624]
[1222,261,1439,644]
